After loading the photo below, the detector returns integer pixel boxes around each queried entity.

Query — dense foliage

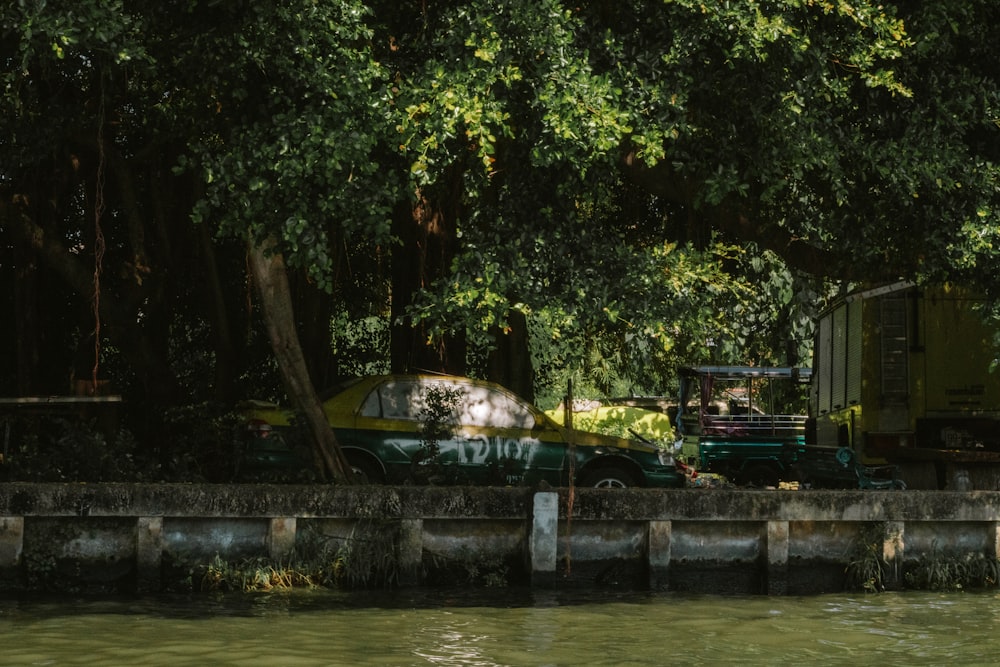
[2,1,998,479]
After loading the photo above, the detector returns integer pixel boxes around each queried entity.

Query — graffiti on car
[456,433,536,465]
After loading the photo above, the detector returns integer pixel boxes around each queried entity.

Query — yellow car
[239,374,685,488]
[545,404,677,443]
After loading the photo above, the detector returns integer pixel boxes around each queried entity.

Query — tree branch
[620,149,843,277]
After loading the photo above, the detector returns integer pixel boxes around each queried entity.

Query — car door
[368,377,547,485]
[354,377,465,483]
[454,381,580,486]
[449,382,534,485]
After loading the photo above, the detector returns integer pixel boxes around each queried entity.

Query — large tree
[366,0,1000,391]
[2,1,998,479]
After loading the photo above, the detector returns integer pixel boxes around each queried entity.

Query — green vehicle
[239,374,686,488]
[676,366,812,487]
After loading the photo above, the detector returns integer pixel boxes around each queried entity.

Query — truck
[675,365,812,487]
[808,281,1000,489]
[676,364,905,489]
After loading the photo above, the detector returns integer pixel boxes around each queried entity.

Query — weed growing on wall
[158,518,518,593]
[904,544,1000,591]
[332,520,404,589]
[844,523,888,593]
[845,526,1000,593]
[422,546,511,588]
[199,555,316,592]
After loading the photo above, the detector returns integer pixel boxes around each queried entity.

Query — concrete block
[883,521,905,590]
[268,517,296,561]
[398,519,423,586]
[766,520,789,596]
[0,516,23,566]
[648,520,672,591]
[531,492,558,583]
[135,516,163,593]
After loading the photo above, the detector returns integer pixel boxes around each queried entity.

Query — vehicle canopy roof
[678,366,812,382]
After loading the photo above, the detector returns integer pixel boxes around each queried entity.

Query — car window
[460,385,535,429]
[359,378,536,430]
[360,379,423,419]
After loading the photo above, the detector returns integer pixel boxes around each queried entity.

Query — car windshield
[359,378,536,429]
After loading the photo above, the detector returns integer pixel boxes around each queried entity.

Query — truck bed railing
[699,413,807,438]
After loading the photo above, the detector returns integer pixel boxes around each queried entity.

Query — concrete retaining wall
[2,483,999,595]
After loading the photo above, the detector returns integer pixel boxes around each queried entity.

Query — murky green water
[1,588,997,666]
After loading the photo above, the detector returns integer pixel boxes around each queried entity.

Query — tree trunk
[620,149,841,276]
[246,238,354,484]
[291,274,338,391]
[12,236,40,395]
[390,185,467,376]
[196,223,239,403]
[5,199,184,401]
[487,310,535,402]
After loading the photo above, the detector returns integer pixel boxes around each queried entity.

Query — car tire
[346,454,385,484]
[580,466,637,489]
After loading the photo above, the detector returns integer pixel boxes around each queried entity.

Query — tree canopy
[2,1,998,479]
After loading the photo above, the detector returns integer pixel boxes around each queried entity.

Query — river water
[1,588,997,665]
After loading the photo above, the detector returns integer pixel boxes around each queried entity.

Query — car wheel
[346,454,385,484]
[580,466,637,489]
